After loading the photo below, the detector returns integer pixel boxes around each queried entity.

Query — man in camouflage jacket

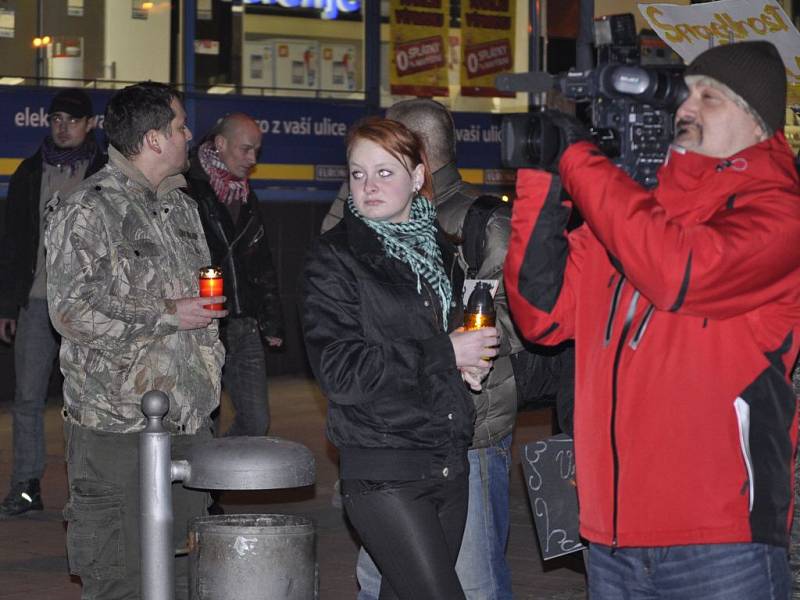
[45,82,225,600]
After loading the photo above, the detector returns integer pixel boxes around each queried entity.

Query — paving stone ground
[0,375,586,599]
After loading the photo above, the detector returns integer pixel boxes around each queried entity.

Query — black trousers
[342,474,469,600]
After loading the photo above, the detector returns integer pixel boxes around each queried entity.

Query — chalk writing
[521,434,584,560]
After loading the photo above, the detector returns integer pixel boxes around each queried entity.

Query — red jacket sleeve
[504,168,588,345]
[559,141,800,319]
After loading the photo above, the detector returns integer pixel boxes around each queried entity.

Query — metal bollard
[140,391,316,600]
[140,390,175,600]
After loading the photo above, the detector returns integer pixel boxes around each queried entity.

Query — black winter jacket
[185,156,284,340]
[322,165,522,449]
[302,204,474,481]
[0,145,106,318]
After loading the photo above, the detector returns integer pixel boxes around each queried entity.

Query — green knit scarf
[348,195,453,329]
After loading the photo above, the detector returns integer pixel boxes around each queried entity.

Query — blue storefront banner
[0,86,513,195]
[189,93,365,167]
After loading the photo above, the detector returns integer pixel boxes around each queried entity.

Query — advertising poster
[460,0,515,97]
[390,0,449,97]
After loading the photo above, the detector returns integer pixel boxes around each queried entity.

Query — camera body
[498,18,687,188]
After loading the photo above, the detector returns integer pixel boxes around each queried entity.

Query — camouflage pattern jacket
[45,146,224,434]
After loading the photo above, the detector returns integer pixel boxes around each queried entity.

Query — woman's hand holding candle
[449,326,499,369]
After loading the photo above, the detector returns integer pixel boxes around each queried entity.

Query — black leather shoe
[0,479,43,518]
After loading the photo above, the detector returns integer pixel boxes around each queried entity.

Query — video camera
[497,14,688,188]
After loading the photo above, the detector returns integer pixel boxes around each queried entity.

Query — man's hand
[175,297,228,330]
[540,110,592,172]
[549,111,591,148]
[0,318,16,344]
[265,337,283,348]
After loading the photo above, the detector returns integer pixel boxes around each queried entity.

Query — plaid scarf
[197,140,249,205]
[349,194,452,329]
[41,134,96,174]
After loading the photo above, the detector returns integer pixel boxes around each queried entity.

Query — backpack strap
[462,194,507,278]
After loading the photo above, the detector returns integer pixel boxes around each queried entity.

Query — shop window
[0,0,170,89]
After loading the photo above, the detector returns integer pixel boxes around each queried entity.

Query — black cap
[685,41,786,134]
[48,89,93,118]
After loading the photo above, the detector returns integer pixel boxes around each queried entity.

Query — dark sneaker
[208,490,225,516]
[0,479,43,518]
[207,500,225,516]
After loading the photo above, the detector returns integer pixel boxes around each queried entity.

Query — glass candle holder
[198,266,224,311]
[464,282,496,331]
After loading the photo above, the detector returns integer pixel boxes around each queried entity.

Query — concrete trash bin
[188,514,317,600]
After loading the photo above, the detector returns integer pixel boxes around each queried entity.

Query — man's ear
[755,122,768,143]
[86,116,97,132]
[214,133,226,153]
[144,130,161,154]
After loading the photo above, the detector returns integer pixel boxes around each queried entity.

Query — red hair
[346,117,433,200]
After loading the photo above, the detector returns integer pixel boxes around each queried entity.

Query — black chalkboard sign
[521,434,585,560]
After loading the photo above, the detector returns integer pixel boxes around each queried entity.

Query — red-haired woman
[302,117,497,599]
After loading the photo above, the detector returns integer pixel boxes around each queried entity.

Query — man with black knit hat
[0,88,105,518]
[505,40,800,598]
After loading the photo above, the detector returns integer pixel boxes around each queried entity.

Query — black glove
[539,110,592,172]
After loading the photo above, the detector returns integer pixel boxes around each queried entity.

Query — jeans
[456,434,513,599]
[356,435,513,600]
[11,298,60,482]
[790,415,800,599]
[588,542,790,600]
[357,546,382,600]
[64,422,210,600]
[220,317,269,436]
[343,475,468,600]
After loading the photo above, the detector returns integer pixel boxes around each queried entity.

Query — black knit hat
[685,41,786,134]
[48,88,93,118]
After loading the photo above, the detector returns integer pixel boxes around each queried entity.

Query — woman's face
[348,138,424,223]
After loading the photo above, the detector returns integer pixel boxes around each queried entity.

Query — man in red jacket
[505,41,800,598]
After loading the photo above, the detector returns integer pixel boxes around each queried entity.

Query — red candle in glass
[198,266,224,310]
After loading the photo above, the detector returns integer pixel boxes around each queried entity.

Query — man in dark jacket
[506,41,800,598]
[0,89,105,518]
[185,113,284,437]
[324,99,523,599]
